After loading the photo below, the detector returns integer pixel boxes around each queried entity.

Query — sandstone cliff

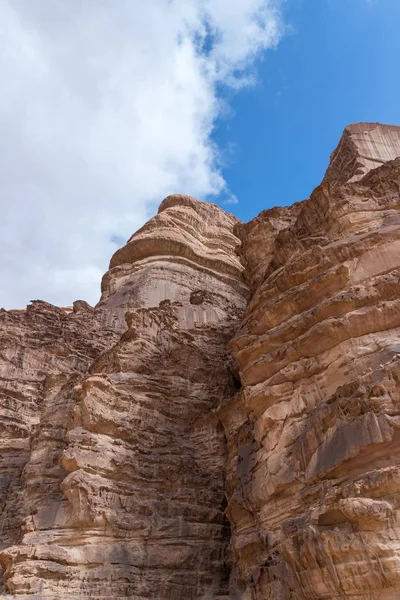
[0,122,399,599]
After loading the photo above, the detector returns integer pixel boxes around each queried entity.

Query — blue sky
[214,0,400,221]
[1,0,400,307]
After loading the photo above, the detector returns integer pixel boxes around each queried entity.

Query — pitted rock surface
[0,123,400,599]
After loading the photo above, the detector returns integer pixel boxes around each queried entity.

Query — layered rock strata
[0,197,249,598]
[0,122,399,599]
[220,124,400,599]
[323,122,400,188]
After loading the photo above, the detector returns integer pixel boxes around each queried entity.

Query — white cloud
[0,0,282,308]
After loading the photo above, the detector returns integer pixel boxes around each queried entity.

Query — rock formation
[221,122,400,600]
[0,122,399,599]
[323,122,400,188]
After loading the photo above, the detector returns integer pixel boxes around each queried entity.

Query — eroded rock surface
[0,123,400,599]
[0,197,248,599]
[220,125,400,599]
[323,122,400,188]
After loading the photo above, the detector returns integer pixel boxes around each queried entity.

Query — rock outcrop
[0,123,399,599]
[0,196,249,599]
[323,122,400,188]
[221,123,400,600]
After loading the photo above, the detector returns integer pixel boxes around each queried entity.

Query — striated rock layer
[0,197,249,599]
[323,122,400,188]
[220,122,400,600]
[0,122,400,599]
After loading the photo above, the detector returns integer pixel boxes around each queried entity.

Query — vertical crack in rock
[1,123,400,599]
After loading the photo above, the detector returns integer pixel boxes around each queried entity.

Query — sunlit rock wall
[220,126,400,599]
[0,196,249,599]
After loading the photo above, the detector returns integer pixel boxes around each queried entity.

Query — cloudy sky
[1,0,400,308]
[1,0,282,308]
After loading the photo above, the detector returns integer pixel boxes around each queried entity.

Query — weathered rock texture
[0,122,399,599]
[221,122,400,600]
[0,198,248,599]
[323,122,400,188]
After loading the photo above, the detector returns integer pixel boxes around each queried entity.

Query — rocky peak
[323,121,400,187]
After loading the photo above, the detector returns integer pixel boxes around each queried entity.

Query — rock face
[221,124,400,600]
[0,123,399,599]
[323,122,400,188]
[0,196,249,599]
